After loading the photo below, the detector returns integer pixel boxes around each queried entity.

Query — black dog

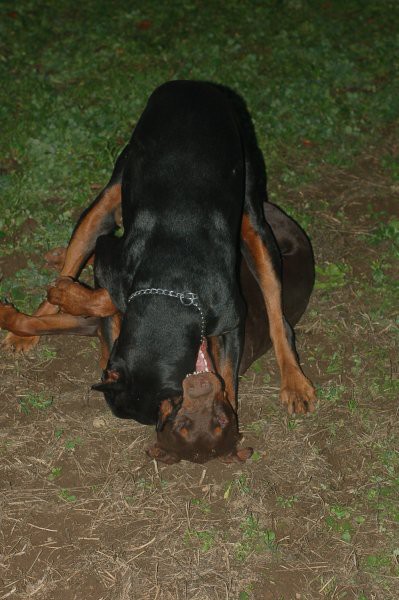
[1,81,316,463]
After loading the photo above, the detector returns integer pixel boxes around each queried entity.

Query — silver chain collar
[128,288,206,339]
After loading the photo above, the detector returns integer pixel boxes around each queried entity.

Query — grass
[18,392,53,414]
[235,515,277,561]
[1,1,399,599]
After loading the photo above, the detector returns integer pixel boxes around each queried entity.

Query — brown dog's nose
[186,375,212,398]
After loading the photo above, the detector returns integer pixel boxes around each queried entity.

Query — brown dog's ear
[156,399,173,431]
[146,443,180,465]
[220,446,253,464]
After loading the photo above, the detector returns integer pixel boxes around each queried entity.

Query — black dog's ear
[91,381,126,393]
[92,368,124,393]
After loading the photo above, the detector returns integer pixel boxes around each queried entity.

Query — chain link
[128,288,206,339]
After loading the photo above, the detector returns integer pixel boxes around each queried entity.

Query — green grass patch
[59,488,77,502]
[235,514,277,561]
[184,529,216,553]
[64,437,83,451]
[315,262,350,291]
[18,392,53,414]
[1,0,398,273]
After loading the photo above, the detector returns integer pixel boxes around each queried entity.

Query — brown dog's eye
[214,425,222,435]
[174,419,192,434]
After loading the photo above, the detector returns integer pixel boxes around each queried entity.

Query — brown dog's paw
[0,302,39,352]
[2,332,40,353]
[280,370,317,415]
[220,446,254,464]
[44,246,67,271]
[47,277,80,314]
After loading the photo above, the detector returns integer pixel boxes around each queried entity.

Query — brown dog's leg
[44,247,95,272]
[2,182,122,351]
[47,278,120,369]
[241,213,316,415]
[0,302,100,337]
[59,183,121,279]
[47,278,117,318]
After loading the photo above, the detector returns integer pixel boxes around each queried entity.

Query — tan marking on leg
[241,213,316,414]
[220,358,236,410]
[60,183,121,277]
[208,336,237,409]
[98,312,122,369]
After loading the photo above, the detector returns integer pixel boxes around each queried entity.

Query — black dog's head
[92,361,161,425]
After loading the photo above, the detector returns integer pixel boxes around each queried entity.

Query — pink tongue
[195,339,210,372]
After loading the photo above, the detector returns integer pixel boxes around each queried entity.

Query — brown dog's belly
[239,202,314,374]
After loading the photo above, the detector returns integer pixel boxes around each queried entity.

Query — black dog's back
[122,81,245,241]
[104,82,254,326]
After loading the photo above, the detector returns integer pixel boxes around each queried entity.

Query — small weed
[315,262,349,291]
[54,428,64,439]
[318,383,345,403]
[65,437,83,451]
[247,420,266,434]
[326,351,342,374]
[250,359,263,374]
[236,514,277,561]
[18,393,53,415]
[48,467,62,481]
[239,590,253,600]
[348,398,358,413]
[276,495,298,508]
[367,217,399,255]
[59,489,76,502]
[381,155,399,180]
[351,355,362,375]
[136,477,154,491]
[287,419,299,431]
[224,474,251,500]
[191,498,211,514]
[325,505,353,542]
[364,553,391,571]
[251,451,262,462]
[37,345,57,360]
[184,529,215,552]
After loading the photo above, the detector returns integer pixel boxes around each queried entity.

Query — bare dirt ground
[0,152,398,599]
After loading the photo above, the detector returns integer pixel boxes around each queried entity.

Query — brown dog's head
[146,372,252,464]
